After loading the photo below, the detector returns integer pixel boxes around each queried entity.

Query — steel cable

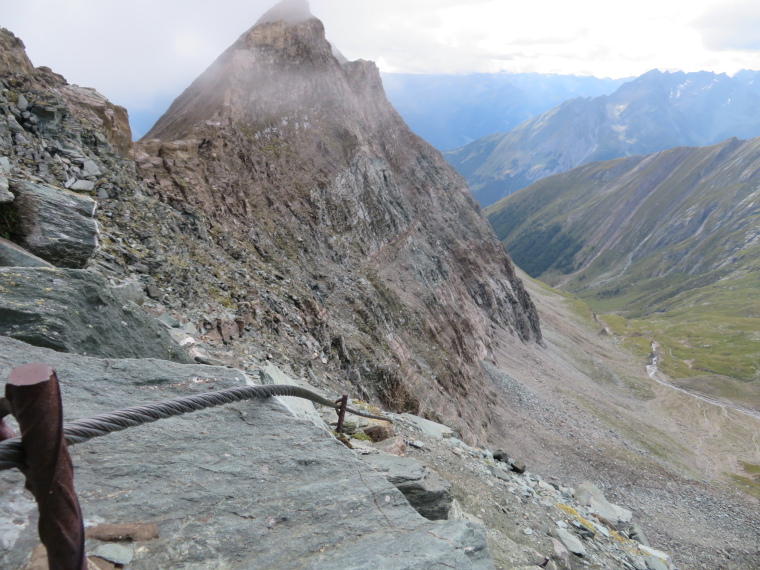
[0,384,389,471]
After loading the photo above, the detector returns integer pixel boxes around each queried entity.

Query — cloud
[694,0,760,51]
[3,0,759,119]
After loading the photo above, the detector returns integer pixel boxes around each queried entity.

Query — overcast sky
[5,0,760,121]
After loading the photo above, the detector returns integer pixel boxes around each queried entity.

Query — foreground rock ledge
[0,336,493,569]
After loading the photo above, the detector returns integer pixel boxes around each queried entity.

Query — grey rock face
[0,236,53,267]
[360,452,454,520]
[0,337,493,570]
[0,267,192,362]
[8,179,98,268]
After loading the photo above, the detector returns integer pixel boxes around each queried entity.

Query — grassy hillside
[485,137,760,403]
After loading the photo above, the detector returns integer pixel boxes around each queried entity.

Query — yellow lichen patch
[609,529,626,543]
[555,503,596,533]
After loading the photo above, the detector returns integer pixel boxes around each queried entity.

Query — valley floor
[481,272,760,568]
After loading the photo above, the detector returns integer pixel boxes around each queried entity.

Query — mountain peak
[255,0,313,26]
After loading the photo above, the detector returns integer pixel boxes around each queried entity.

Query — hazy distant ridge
[448,69,760,207]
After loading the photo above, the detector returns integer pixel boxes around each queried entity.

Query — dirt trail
[647,341,760,421]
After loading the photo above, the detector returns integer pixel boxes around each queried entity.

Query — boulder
[399,413,456,439]
[575,481,632,524]
[0,337,493,569]
[0,267,192,362]
[375,434,407,457]
[492,449,511,463]
[360,452,454,520]
[362,422,395,442]
[8,179,98,268]
[553,528,586,557]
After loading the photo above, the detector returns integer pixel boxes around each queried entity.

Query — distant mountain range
[381,72,627,151]
[486,136,760,389]
[448,69,760,207]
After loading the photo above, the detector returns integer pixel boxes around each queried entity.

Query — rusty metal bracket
[335,394,348,433]
[6,363,87,570]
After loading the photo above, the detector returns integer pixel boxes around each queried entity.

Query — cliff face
[135,8,541,437]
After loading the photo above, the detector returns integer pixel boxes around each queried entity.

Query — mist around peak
[255,0,313,26]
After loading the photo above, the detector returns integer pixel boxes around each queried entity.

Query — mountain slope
[486,136,760,390]
[381,72,627,151]
[448,69,760,206]
[136,1,541,441]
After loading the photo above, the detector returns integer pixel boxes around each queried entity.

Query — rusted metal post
[335,394,348,434]
[6,363,87,570]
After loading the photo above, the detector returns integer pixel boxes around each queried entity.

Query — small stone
[510,459,527,474]
[92,543,133,565]
[147,285,165,300]
[375,434,406,457]
[81,159,102,177]
[409,440,425,449]
[7,114,24,133]
[16,94,29,111]
[493,449,510,463]
[523,527,533,535]
[550,538,571,569]
[487,464,510,482]
[555,528,586,556]
[64,176,76,189]
[69,179,95,192]
[157,312,181,328]
[362,422,395,442]
[0,175,13,203]
[630,522,650,546]
[85,522,159,541]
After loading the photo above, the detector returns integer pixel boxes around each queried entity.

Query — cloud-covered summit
[255,0,313,26]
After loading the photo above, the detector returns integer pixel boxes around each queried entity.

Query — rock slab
[575,481,632,524]
[0,337,493,569]
[0,267,191,362]
[0,237,53,267]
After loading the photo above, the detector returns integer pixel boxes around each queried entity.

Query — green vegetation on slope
[486,137,760,400]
